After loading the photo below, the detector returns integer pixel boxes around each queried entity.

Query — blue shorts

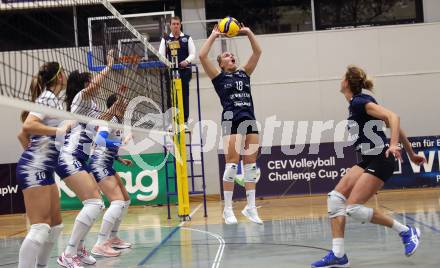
[16,156,56,190]
[89,161,116,183]
[56,155,90,179]
[89,146,118,183]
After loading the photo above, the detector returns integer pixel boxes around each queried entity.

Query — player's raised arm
[240,26,262,76]
[199,25,223,79]
[82,49,114,99]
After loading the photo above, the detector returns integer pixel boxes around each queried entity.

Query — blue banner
[385,135,440,189]
[218,135,440,199]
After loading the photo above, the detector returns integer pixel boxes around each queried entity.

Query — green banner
[56,153,176,210]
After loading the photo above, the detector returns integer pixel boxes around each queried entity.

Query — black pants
[356,148,397,182]
[221,118,259,136]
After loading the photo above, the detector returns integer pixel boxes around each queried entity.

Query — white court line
[181,227,225,268]
[178,204,226,267]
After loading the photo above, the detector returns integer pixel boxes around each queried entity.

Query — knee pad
[222,163,238,182]
[48,224,64,243]
[346,204,373,223]
[244,163,258,183]
[27,223,51,245]
[327,191,347,218]
[255,167,261,183]
[77,198,105,226]
[103,200,126,224]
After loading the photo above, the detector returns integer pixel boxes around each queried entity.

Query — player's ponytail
[363,78,374,91]
[345,65,373,94]
[21,76,43,122]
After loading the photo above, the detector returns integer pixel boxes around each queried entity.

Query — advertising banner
[59,152,176,210]
[219,136,440,199]
[0,153,175,214]
[0,163,25,215]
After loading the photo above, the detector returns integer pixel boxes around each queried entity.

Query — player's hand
[106,49,115,67]
[117,85,128,96]
[114,99,128,118]
[179,60,189,68]
[409,154,426,166]
[120,158,133,166]
[211,24,225,38]
[238,23,251,35]
[385,145,402,162]
[109,97,128,118]
[56,120,76,141]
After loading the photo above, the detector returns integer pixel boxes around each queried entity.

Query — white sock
[111,200,130,238]
[246,189,256,208]
[97,200,125,245]
[19,239,40,268]
[97,219,114,245]
[392,220,409,234]
[110,221,121,239]
[65,199,104,256]
[332,238,345,258]
[65,221,88,256]
[37,224,63,267]
[77,224,92,252]
[19,224,50,268]
[224,191,233,209]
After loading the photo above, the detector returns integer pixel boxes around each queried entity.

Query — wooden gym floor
[1,188,439,267]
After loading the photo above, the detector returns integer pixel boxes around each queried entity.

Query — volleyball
[218,17,240,37]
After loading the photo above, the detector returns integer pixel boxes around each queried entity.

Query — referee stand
[164,63,207,220]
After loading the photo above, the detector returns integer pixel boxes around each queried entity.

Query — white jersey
[96,117,123,143]
[29,90,64,141]
[93,117,122,159]
[89,117,122,180]
[61,90,100,160]
[71,90,100,117]
[20,90,63,170]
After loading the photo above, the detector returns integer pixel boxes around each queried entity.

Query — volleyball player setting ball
[199,19,263,225]
[311,66,426,268]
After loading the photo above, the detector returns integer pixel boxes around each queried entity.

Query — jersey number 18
[235,81,243,91]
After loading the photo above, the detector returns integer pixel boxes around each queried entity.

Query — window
[205,0,313,35]
[0,7,74,51]
[0,0,180,51]
[73,0,181,47]
[314,0,424,30]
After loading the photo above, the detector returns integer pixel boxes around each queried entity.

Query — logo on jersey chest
[235,72,247,78]
[224,83,233,89]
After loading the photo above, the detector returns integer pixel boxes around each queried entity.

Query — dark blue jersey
[347,93,387,154]
[164,34,190,65]
[212,69,256,121]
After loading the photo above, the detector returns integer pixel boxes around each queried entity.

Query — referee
[159,16,196,128]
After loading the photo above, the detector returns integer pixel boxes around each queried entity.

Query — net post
[172,73,190,219]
